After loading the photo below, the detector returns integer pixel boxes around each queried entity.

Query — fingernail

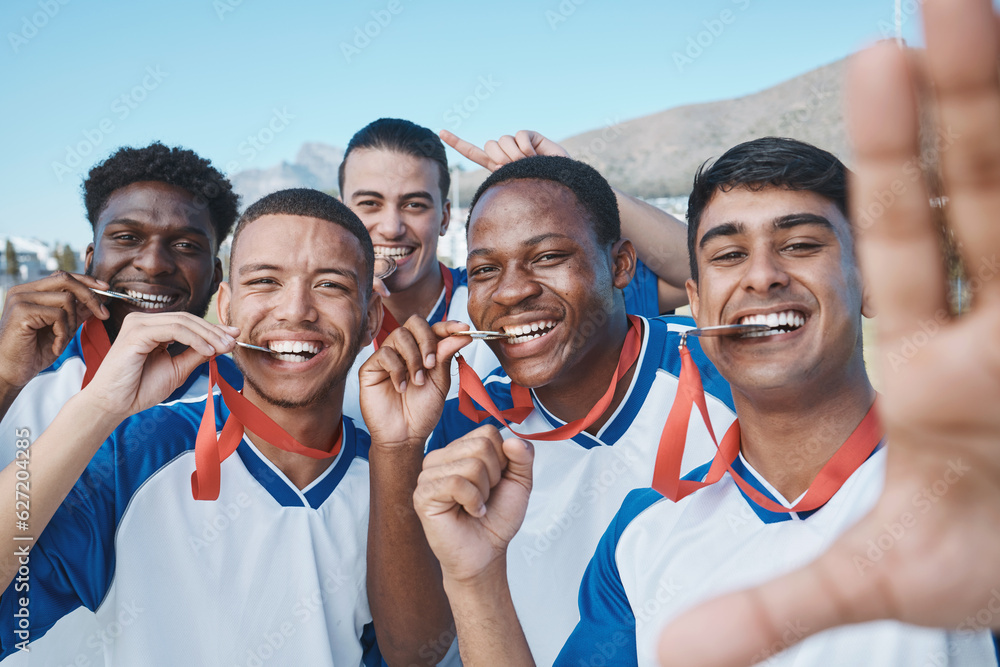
[425,353,436,368]
[399,380,407,393]
[476,504,487,517]
[415,370,426,386]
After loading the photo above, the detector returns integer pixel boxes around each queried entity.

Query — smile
[374,246,415,259]
[124,289,180,310]
[502,320,558,344]
[738,310,807,337]
[267,340,322,363]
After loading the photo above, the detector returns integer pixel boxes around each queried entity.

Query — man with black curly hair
[0,142,243,665]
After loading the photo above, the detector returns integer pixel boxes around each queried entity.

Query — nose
[491,262,543,307]
[270,280,319,324]
[739,248,790,294]
[131,240,176,276]
[368,207,406,241]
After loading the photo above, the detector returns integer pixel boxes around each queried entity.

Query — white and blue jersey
[342,262,663,428]
[0,323,242,456]
[428,315,735,665]
[0,394,379,667]
[556,448,1000,666]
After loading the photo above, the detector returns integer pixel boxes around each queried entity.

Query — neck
[384,263,445,324]
[242,384,346,490]
[734,360,876,501]
[533,313,636,436]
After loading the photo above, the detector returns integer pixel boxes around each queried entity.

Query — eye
[246,278,277,286]
[783,242,823,254]
[112,233,140,243]
[710,250,746,264]
[318,280,350,292]
[469,264,498,279]
[404,201,430,211]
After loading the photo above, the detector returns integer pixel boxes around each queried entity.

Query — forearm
[615,188,690,290]
[368,442,455,665]
[444,561,534,667]
[0,393,118,589]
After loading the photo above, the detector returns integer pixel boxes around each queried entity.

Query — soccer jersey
[0,323,243,457]
[557,448,999,666]
[427,315,735,665]
[0,394,378,666]
[342,261,663,428]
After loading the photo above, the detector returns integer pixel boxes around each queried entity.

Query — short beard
[234,316,368,410]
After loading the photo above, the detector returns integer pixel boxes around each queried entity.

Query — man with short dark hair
[410,138,998,665]
[0,189,383,664]
[360,155,733,665]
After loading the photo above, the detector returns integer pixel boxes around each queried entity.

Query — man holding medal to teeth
[359,154,734,666]
[406,137,999,666]
[0,189,384,664]
[0,142,244,450]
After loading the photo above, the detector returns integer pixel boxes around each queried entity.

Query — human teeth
[778,312,788,326]
[765,313,779,327]
[267,340,320,355]
[374,247,414,258]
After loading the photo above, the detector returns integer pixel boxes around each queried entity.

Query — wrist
[442,554,509,594]
[69,390,129,436]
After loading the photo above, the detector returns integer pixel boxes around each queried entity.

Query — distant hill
[455,58,848,205]
[232,58,848,208]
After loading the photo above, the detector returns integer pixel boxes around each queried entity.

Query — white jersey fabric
[0,324,242,667]
[556,448,999,666]
[427,315,736,665]
[0,394,378,666]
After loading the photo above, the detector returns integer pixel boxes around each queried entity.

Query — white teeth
[765,313,779,327]
[503,320,558,344]
[778,312,788,326]
[125,290,176,306]
[374,246,415,258]
[266,340,321,356]
[737,309,808,336]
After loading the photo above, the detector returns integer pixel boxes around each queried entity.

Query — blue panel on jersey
[555,488,665,666]
[622,258,660,318]
[303,418,369,509]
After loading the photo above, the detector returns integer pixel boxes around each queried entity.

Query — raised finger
[385,321,429,385]
[439,130,496,170]
[848,42,948,346]
[424,425,508,472]
[923,0,1000,284]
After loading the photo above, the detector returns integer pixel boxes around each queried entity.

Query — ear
[685,278,701,323]
[84,243,94,273]
[611,238,637,290]
[861,282,876,319]
[217,281,231,326]
[363,292,384,347]
[439,199,452,237]
[211,257,223,296]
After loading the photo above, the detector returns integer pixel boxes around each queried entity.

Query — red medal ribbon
[651,341,884,514]
[80,319,112,389]
[455,315,643,441]
[191,358,343,501]
[374,263,455,349]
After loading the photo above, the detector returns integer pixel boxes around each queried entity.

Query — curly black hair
[466,155,621,247]
[82,142,239,248]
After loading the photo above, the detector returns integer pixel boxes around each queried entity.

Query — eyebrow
[468,232,573,259]
[350,190,435,202]
[238,263,359,282]
[104,219,211,240]
[698,214,834,249]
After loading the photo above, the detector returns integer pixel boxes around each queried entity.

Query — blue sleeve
[426,382,507,456]
[0,435,121,657]
[623,258,661,318]
[555,488,664,666]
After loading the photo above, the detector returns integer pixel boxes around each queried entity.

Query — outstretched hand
[658,1,1000,665]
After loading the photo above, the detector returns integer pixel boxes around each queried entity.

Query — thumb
[657,518,882,667]
[171,348,215,389]
[501,437,534,490]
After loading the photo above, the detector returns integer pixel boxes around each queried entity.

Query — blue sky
[2,0,926,247]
